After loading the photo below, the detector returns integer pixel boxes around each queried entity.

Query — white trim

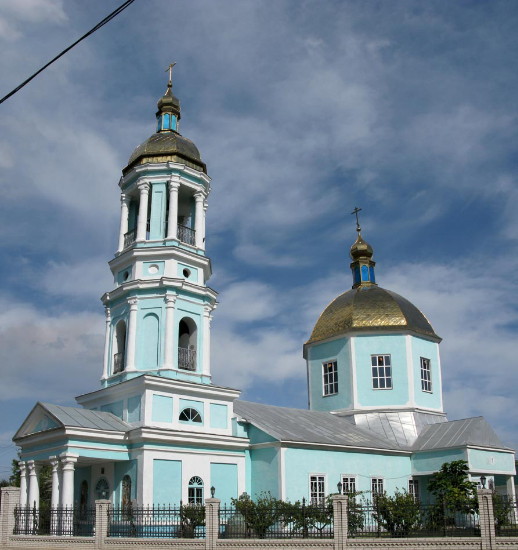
[406,335,414,405]
[309,473,327,503]
[350,337,358,409]
[279,447,286,500]
[322,359,338,396]
[370,476,384,495]
[436,342,444,411]
[340,474,357,494]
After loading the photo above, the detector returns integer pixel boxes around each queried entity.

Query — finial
[165,62,176,91]
[351,206,362,233]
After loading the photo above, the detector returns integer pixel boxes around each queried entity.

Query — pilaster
[117,193,131,252]
[125,298,139,372]
[101,306,111,381]
[202,305,212,377]
[194,192,205,249]
[167,176,180,240]
[136,182,150,242]
[162,293,177,370]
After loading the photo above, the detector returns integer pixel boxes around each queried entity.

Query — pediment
[13,403,63,440]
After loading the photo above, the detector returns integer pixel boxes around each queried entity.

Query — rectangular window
[420,357,432,392]
[371,478,384,495]
[322,361,338,396]
[341,476,356,495]
[310,474,326,504]
[409,479,419,500]
[371,355,392,389]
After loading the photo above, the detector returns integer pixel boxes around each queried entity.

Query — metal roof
[412,416,510,451]
[234,400,399,451]
[40,403,131,432]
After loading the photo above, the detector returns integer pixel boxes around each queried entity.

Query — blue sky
[0,0,517,478]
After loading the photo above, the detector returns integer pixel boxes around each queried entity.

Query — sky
[0,0,517,479]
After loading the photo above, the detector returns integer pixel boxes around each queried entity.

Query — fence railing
[177,224,195,246]
[14,505,95,536]
[349,500,479,538]
[108,504,205,538]
[178,347,197,371]
[218,500,334,539]
[496,498,518,537]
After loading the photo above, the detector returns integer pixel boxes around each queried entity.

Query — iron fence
[177,224,196,246]
[14,505,95,536]
[495,498,518,537]
[108,504,205,538]
[178,347,197,371]
[348,500,479,538]
[218,499,334,539]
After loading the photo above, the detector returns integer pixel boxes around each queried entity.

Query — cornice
[120,162,211,190]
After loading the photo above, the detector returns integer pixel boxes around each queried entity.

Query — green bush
[372,490,421,537]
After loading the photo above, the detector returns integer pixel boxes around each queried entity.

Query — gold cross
[165,62,176,85]
[351,206,362,232]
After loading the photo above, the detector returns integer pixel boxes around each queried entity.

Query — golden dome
[350,233,373,260]
[307,285,440,344]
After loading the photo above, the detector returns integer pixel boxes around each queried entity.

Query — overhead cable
[0,0,138,105]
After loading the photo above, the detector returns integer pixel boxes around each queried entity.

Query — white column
[27,461,39,510]
[125,298,138,372]
[507,476,517,520]
[162,294,176,370]
[136,182,150,242]
[117,193,131,252]
[202,200,208,250]
[49,457,60,535]
[60,456,77,509]
[166,177,180,240]
[101,307,111,380]
[202,306,212,377]
[194,192,204,249]
[50,457,61,509]
[18,462,28,507]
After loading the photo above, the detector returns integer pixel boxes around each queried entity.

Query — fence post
[95,499,111,550]
[477,488,496,550]
[0,487,20,545]
[332,494,348,550]
[204,497,220,550]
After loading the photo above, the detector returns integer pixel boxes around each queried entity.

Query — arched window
[113,320,127,374]
[179,407,202,423]
[95,478,110,500]
[188,476,204,504]
[178,317,197,371]
[140,313,159,369]
[121,475,132,513]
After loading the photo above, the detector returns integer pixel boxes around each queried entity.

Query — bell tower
[100,70,216,387]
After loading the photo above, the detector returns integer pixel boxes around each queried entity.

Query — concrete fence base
[1,487,517,550]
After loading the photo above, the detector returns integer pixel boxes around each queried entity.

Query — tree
[231,492,282,538]
[427,460,477,514]
[372,489,421,537]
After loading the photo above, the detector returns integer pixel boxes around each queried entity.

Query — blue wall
[153,459,182,505]
[210,463,238,506]
[250,447,279,499]
[411,337,442,410]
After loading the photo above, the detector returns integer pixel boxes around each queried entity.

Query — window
[371,478,384,495]
[179,407,202,423]
[409,479,419,500]
[188,476,204,504]
[322,361,338,396]
[420,357,432,392]
[309,475,326,504]
[95,478,110,500]
[341,476,356,495]
[371,355,392,389]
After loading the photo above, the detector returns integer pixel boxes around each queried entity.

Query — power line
[0,0,138,105]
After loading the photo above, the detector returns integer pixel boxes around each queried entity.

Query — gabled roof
[14,402,131,440]
[413,416,511,451]
[234,400,400,451]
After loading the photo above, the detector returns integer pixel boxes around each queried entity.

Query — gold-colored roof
[125,132,206,174]
[307,285,440,344]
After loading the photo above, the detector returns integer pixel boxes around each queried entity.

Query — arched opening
[188,476,204,504]
[113,320,127,374]
[95,478,110,500]
[178,317,197,371]
[121,475,132,515]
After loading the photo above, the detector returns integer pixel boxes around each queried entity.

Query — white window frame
[420,357,432,392]
[409,479,419,500]
[341,475,357,495]
[322,360,338,396]
[371,477,384,495]
[371,355,392,390]
[309,474,326,504]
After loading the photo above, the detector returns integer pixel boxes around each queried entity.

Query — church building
[13,75,516,511]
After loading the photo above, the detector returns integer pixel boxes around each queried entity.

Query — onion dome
[306,215,440,345]
[307,285,440,344]
[124,70,207,175]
